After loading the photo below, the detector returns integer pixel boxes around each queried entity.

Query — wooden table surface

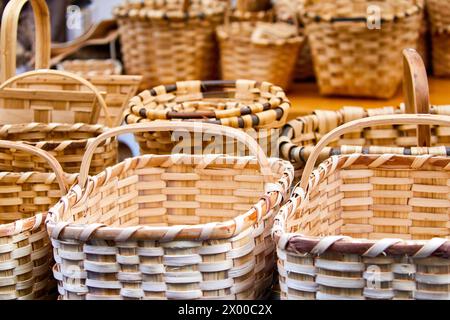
[287,77,450,120]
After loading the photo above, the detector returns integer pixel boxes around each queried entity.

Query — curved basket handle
[0,0,51,82]
[0,140,67,193]
[403,48,431,147]
[0,69,112,126]
[79,121,272,187]
[299,114,450,190]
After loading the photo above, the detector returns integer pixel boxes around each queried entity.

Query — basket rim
[279,105,450,164]
[125,79,291,129]
[273,153,450,259]
[216,21,304,45]
[0,172,78,237]
[113,2,225,21]
[0,123,113,151]
[46,153,293,242]
[301,0,423,24]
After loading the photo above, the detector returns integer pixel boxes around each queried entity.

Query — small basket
[279,49,450,180]
[46,122,294,300]
[427,0,450,76]
[273,113,450,300]
[124,80,291,157]
[114,0,225,89]
[302,0,424,98]
[0,140,76,300]
[217,7,303,90]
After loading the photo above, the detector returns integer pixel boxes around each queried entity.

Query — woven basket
[217,9,303,90]
[0,140,77,300]
[229,0,274,23]
[124,80,291,157]
[427,0,450,76]
[0,0,118,174]
[114,0,225,90]
[273,113,450,300]
[279,49,450,180]
[46,122,294,300]
[302,0,423,98]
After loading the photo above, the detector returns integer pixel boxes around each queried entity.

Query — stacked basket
[0,0,117,175]
[124,79,290,157]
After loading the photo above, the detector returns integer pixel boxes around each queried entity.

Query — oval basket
[124,79,291,157]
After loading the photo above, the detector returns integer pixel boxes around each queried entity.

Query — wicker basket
[217,10,303,90]
[124,80,291,157]
[302,0,423,98]
[427,0,450,76]
[279,49,450,180]
[0,0,118,174]
[273,113,450,300]
[114,0,225,90]
[0,140,77,300]
[46,122,294,300]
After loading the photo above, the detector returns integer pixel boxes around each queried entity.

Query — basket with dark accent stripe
[124,80,291,157]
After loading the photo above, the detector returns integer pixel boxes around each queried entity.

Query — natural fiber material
[217,21,303,89]
[46,122,294,300]
[273,114,450,300]
[302,0,423,98]
[124,80,291,157]
[0,141,77,300]
[428,0,450,76]
[279,104,450,180]
[57,59,123,76]
[0,123,117,175]
[114,0,225,89]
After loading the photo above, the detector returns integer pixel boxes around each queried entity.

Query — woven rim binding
[273,153,450,259]
[0,123,114,151]
[125,80,291,129]
[46,154,294,242]
[113,1,225,21]
[301,0,423,24]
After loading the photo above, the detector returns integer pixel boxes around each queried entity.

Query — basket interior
[288,155,450,241]
[63,155,281,227]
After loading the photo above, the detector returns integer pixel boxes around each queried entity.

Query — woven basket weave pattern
[275,153,450,300]
[47,154,294,300]
[302,0,423,98]
[428,0,450,76]
[115,2,224,89]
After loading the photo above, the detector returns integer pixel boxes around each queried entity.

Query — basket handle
[0,0,51,82]
[0,69,112,126]
[79,121,272,187]
[403,48,431,147]
[299,114,450,190]
[0,140,67,193]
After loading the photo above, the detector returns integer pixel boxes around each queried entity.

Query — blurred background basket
[114,0,225,90]
[302,0,424,98]
[46,122,294,300]
[427,0,450,77]
[124,80,290,157]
